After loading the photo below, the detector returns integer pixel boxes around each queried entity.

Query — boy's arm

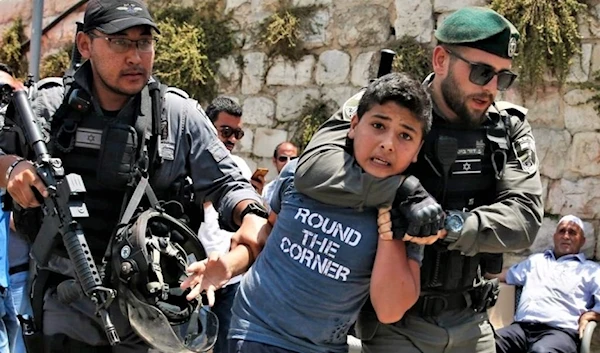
[296,91,444,238]
[370,238,421,323]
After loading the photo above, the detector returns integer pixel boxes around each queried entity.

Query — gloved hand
[391,175,444,239]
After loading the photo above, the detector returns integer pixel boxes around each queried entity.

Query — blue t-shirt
[229,163,379,353]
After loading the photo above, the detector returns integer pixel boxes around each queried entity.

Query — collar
[544,249,586,263]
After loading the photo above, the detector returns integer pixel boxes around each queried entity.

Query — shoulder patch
[35,77,63,90]
[491,101,528,121]
[512,132,537,174]
[342,90,365,121]
[165,87,190,99]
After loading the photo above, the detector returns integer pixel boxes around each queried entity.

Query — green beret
[435,7,520,59]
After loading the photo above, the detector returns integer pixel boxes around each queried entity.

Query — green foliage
[260,3,321,60]
[39,45,72,79]
[0,18,28,78]
[148,0,236,102]
[491,0,587,94]
[290,99,335,152]
[390,36,432,81]
[153,18,213,99]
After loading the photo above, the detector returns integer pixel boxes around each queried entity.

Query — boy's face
[348,101,424,179]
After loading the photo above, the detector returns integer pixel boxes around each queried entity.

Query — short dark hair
[272,141,298,158]
[356,72,432,136]
[205,96,242,123]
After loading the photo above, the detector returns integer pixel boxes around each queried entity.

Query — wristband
[5,157,25,182]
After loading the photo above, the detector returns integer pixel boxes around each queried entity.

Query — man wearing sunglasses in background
[294,6,542,353]
[0,0,268,352]
[262,141,298,208]
[201,96,258,353]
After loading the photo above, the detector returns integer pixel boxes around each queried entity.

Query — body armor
[407,109,509,293]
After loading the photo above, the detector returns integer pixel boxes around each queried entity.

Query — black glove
[391,175,444,239]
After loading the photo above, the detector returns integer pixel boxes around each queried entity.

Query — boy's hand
[378,206,393,240]
[392,176,445,238]
[181,252,232,306]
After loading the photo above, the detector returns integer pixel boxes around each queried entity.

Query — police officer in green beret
[294,6,543,353]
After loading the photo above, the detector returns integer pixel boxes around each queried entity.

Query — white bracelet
[5,157,25,182]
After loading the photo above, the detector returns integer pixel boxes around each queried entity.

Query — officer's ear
[432,46,451,76]
[77,31,92,60]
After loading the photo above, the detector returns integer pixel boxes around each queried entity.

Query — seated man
[494,215,600,353]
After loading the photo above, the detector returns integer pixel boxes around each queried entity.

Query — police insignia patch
[512,134,537,173]
[508,37,517,58]
[342,91,364,121]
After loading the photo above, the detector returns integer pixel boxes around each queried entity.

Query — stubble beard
[440,73,489,128]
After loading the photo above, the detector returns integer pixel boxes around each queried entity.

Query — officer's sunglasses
[88,32,158,53]
[219,126,245,140]
[445,48,517,91]
[277,155,298,163]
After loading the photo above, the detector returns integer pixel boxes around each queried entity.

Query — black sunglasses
[445,48,517,91]
[277,155,298,163]
[219,126,245,140]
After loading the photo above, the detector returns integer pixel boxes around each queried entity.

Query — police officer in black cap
[294,6,543,353]
[0,0,269,352]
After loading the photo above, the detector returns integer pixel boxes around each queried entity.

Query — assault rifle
[377,49,397,78]
[0,83,120,345]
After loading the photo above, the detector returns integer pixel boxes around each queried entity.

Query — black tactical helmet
[112,206,218,353]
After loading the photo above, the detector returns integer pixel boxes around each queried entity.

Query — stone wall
[1,0,600,260]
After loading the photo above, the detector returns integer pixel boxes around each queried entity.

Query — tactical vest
[407,106,515,293]
[45,79,166,258]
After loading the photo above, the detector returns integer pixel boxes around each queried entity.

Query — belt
[410,292,471,316]
[9,263,29,276]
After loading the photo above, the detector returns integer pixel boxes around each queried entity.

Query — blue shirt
[0,211,9,288]
[229,162,380,353]
[506,250,600,331]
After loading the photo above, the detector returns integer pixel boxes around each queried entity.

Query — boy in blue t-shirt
[183,73,433,353]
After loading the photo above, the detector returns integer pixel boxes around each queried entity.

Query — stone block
[217,55,242,89]
[394,0,433,43]
[588,3,600,38]
[532,128,571,179]
[234,127,253,154]
[351,51,376,87]
[241,52,267,95]
[335,5,390,48]
[567,132,600,177]
[292,0,332,6]
[564,89,600,134]
[547,178,600,219]
[592,44,600,74]
[266,55,315,86]
[321,85,357,110]
[253,128,289,158]
[433,0,489,12]
[275,87,321,122]
[0,0,31,24]
[226,0,251,13]
[316,50,350,85]
[242,96,276,126]
[301,8,330,49]
[566,44,592,83]
[523,88,564,129]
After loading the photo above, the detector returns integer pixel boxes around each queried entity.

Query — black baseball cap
[82,0,160,34]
